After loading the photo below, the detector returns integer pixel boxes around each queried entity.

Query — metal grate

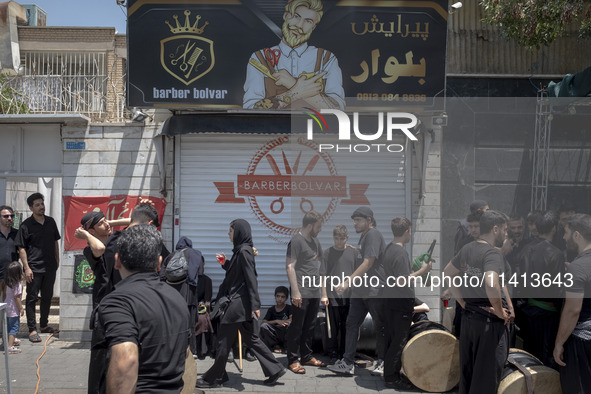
[17,51,108,116]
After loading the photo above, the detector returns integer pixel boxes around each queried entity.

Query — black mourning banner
[127,0,447,110]
[73,254,95,294]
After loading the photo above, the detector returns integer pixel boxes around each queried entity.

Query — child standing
[5,262,24,354]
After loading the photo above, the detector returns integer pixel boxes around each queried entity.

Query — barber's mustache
[288,25,305,35]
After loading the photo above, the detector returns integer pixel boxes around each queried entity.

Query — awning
[161,113,295,135]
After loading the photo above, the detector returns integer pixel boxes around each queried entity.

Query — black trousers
[453,301,464,337]
[383,307,412,382]
[343,297,385,364]
[523,305,560,368]
[188,304,197,355]
[286,297,319,365]
[326,304,349,357]
[560,335,591,394]
[459,309,509,394]
[260,322,289,349]
[88,309,107,394]
[26,270,56,332]
[202,319,283,384]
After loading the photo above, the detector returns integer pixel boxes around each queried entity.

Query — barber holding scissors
[243,0,345,110]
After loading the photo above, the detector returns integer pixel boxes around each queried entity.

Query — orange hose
[34,330,58,394]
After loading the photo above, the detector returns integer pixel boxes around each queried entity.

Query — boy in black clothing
[321,225,357,362]
[382,217,432,389]
[260,286,292,353]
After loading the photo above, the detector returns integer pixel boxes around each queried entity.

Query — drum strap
[507,356,535,394]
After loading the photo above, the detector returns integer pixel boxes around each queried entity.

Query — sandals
[29,333,41,343]
[288,362,306,374]
[13,339,20,346]
[303,357,326,367]
[40,326,54,334]
[8,346,21,354]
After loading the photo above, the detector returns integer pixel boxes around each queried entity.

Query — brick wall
[59,123,173,341]
[17,26,115,42]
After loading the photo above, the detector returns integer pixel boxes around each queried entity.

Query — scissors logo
[160,10,215,85]
[214,136,370,237]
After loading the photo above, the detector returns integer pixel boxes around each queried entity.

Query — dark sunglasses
[1,214,14,219]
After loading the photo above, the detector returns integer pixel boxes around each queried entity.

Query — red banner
[62,195,167,251]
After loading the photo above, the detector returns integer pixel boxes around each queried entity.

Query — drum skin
[181,351,198,394]
[497,349,561,394]
[401,321,460,392]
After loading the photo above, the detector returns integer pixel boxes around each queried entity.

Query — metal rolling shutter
[176,133,410,305]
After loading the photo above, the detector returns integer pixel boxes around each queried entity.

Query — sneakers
[370,359,384,376]
[327,358,354,375]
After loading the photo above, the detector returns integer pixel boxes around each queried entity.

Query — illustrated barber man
[243,0,345,110]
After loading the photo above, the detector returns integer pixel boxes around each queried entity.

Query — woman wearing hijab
[196,219,286,388]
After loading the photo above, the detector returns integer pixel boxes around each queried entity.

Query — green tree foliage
[0,74,30,114]
[479,0,591,48]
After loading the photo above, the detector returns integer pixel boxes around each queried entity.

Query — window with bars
[17,51,108,116]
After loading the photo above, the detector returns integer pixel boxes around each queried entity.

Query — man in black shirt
[260,286,292,352]
[74,210,113,394]
[15,193,60,342]
[454,200,489,255]
[452,211,483,337]
[520,210,564,367]
[0,205,18,301]
[502,215,533,277]
[74,211,113,311]
[320,225,357,362]
[97,224,190,393]
[328,207,386,376]
[553,213,591,393]
[286,211,325,374]
[382,217,432,390]
[444,210,510,394]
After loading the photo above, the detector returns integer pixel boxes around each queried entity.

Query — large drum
[401,320,460,392]
[181,351,197,394]
[497,349,561,394]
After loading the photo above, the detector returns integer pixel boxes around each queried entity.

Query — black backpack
[165,248,190,283]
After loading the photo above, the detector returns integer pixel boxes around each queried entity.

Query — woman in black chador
[197,219,286,388]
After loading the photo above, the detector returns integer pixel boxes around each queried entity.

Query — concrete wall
[5,177,37,217]
[59,122,173,341]
[411,126,442,321]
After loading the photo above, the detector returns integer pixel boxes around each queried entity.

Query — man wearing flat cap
[75,211,114,311]
[329,206,387,376]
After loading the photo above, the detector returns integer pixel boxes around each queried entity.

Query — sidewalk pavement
[0,306,456,393]
[0,336,455,394]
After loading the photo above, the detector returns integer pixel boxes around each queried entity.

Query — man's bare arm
[286,256,301,307]
[443,261,465,308]
[19,248,33,283]
[484,270,509,323]
[74,227,106,258]
[554,293,583,366]
[107,342,138,394]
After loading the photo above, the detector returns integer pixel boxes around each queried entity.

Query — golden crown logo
[160,9,215,86]
[165,10,209,35]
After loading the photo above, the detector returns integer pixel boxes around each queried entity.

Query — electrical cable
[34,330,59,394]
